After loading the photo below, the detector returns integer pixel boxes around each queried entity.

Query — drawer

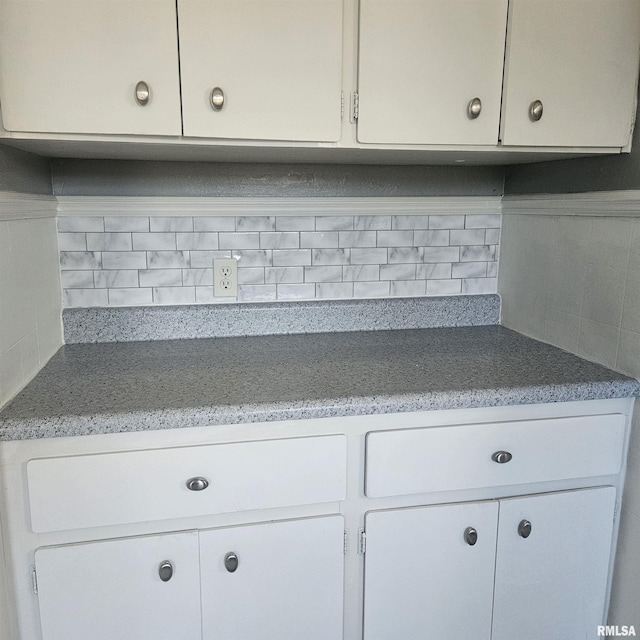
[27,435,347,533]
[365,414,625,498]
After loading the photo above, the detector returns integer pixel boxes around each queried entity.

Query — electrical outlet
[214,258,238,297]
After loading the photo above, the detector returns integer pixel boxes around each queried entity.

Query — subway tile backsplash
[58,213,500,307]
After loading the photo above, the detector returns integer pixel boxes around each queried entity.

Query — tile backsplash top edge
[58,205,501,308]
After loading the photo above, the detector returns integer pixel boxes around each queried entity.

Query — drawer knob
[518,519,532,539]
[529,99,543,122]
[491,451,513,464]
[467,97,482,119]
[186,476,209,491]
[210,87,225,111]
[135,80,150,106]
[158,560,174,582]
[224,552,239,573]
[464,527,478,546]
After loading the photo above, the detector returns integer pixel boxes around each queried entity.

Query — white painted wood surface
[363,500,498,640]
[200,516,345,640]
[357,0,508,145]
[35,531,201,640]
[27,435,347,532]
[492,487,617,640]
[0,0,182,135]
[501,0,640,147]
[178,0,343,141]
[365,413,625,498]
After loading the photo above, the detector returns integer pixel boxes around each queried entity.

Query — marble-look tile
[276,283,316,300]
[486,262,498,278]
[350,248,388,265]
[316,216,353,231]
[94,270,139,289]
[132,233,176,251]
[460,245,495,262]
[190,250,232,268]
[139,269,183,287]
[390,280,425,296]
[417,263,452,280]
[376,230,413,247]
[275,216,315,231]
[183,269,214,286]
[194,217,236,232]
[104,216,149,232]
[58,233,87,251]
[312,249,349,266]
[354,215,391,230]
[300,232,339,248]
[304,266,343,282]
[461,277,496,294]
[429,215,465,229]
[176,233,219,251]
[149,216,193,232]
[343,265,380,282]
[380,263,416,280]
[392,215,430,230]
[236,216,276,232]
[259,232,299,250]
[388,247,422,264]
[450,229,486,246]
[414,230,449,247]
[61,270,94,289]
[152,287,196,305]
[339,231,377,248]
[426,279,462,295]
[465,214,501,229]
[63,288,108,308]
[60,252,102,270]
[265,267,304,284]
[353,281,390,298]
[87,232,132,252]
[218,233,260,250]
[316,282,354,298]
[423,247,459,263]
[272,250,312,266]
[108,288,153,306]
[102,251,147,270]
[452,262,488,278]
[147,251,190,269]
[485,228,501,245]
[58,216,104,232]
[238,268,266,285]
[237,284,277,301]
[231,250,272,267]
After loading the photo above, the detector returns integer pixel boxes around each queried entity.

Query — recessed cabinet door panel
[492,487,616,640]
[0,0,182,135]
[35,532,201,640]
[200,516,344,640]
[178,0,343,142]
[357,0,508,145]
[501,0,640,147]
[363,501,498,640]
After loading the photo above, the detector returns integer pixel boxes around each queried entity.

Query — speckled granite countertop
[1,326,639,441]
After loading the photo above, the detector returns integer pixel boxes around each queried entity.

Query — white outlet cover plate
[214,258,238,298]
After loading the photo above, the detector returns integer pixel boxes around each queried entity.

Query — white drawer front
[365,414,625,498]
[28,435,347,533]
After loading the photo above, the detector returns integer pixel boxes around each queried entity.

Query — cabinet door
[199,516,344,640]
[492,487,616,640]
[363,501,498,640]
[501,0,640,147]
[178,0,343,142]
[35,532,201,640]
[0,0,182,135]
[357,0,508,145]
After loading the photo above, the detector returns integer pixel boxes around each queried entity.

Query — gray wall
[0,145,51,194]
[51,159,504,197]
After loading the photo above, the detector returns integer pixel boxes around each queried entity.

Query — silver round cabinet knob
[210,87,225,111]
[491,450,513,464]
[529,99,543,122]
[518,519,532,539]
[186,476,209,491]
[158,560,174,582]
[135,81,150,106]
[464,527,478,546]
[224,552,239,573]
[467,97,482,119]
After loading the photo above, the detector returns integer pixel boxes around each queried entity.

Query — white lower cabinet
[34,516,345,640]
[363,487,616,640]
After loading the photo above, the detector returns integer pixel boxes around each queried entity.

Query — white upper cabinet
[178,0,344,142]
[501,0,640,147]
[356,0,509,145]
[0,0,182,136]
